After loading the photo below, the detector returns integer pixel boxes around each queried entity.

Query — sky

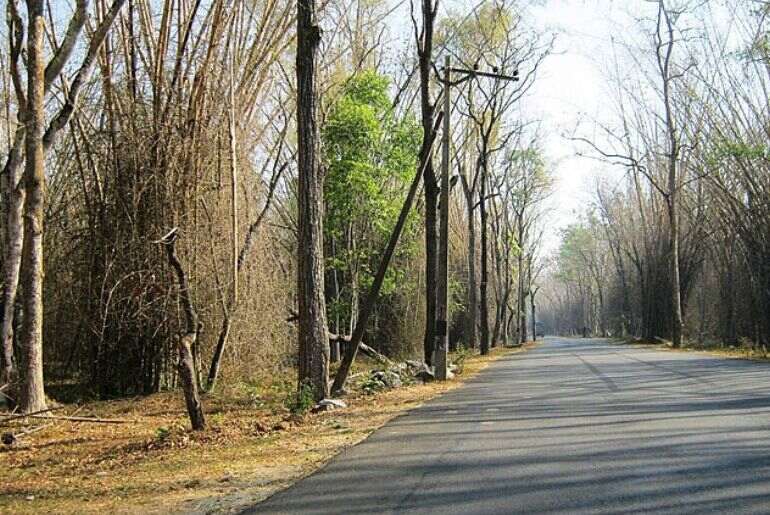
[510,0,737,254]
[523,0,659,253]
[396,0,668,254]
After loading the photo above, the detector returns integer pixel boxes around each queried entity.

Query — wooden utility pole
[436,59,518,369]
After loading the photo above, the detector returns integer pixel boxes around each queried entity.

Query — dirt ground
[1,344,534,514]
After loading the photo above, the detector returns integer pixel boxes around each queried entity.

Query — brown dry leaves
[0,345,530,514]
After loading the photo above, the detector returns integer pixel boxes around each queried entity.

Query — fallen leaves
[0,346,528,514]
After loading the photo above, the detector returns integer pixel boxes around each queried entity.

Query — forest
[0,0,553,423]
[540,1,770,353]
[2,0,770,511]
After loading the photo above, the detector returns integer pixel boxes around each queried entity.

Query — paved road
[249,337,770,514]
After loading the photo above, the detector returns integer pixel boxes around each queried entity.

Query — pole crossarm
[438,66,520,86]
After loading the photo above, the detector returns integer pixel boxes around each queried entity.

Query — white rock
[312,398,348,413]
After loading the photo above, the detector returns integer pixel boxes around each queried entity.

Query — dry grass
[664,342,770,362]
[0,344,533,514]
[622,337,770,362]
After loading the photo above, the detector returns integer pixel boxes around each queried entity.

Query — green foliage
[702,138,768,175]
[286,380,315,415]
[714,140,767,161]
[438,2,517,63]
[155,426,170,442]
[322,70,421,328]
[556,221,597,283]
[507,148,553,197]
[361,374,387,395]
[452,346,473,375]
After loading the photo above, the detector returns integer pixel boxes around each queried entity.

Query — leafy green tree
[322,71,421,346]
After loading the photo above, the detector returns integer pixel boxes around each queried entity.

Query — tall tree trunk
[668,193,683,347]
[491,218,504,348]
[520,291,528,344]
[503,245,513,345]
[617,251,630,337]
[479,156,490,355]
[516,223,524,345]
[19,0,47,413]
[460,174,478,350]
[1,132,24,389]
[492,275,511,347]
[531,290,537,341]
[665,90,683,348]
[417,0,437,366]
[723,242,737,345]
[206,59,239,394]
[205,315,231,392]
[296,0,330,401]
[658,0,683,348]
[594,269,606,336]
[466,196,478,349]
[160,230,205,430]
[424,186,438,365]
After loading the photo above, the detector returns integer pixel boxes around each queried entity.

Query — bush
[452,346,473,375]
[285,380,315,415]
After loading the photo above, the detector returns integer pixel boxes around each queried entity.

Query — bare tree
[0,0,125,412]
[159,229,205,430]
[655,0,685,348]
[449,0,552,352]
[18,0,47,412]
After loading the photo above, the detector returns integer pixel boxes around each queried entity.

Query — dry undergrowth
[1,344,532,514]
[623,337,770,362]
[668,344,770,362]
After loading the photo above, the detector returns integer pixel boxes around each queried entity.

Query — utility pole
[435,57,518,380]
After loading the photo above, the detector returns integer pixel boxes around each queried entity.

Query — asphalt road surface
[249,337,770,514]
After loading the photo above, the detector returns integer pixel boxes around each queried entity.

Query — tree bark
[531,287,538,341]
[205,314,231,392]
[296,0,330,401]
[206,54,239,395]
[490,208,504,348]
[668,193,683,347]
[1,132,24,390]
[479,155,490,355]
[614,244,630,337]
[520,291,528,344]
[1,2,24,374]
[5,0,125,408]
[516,221,525,345]
[460,174,478,350]
[657,0,684,348]
[18,0,47,413]
[416,0,437,366]
[467,199,478,350]
[160,229,205,430]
